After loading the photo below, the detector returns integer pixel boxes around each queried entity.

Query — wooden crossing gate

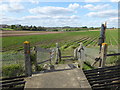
[83,65,120,90]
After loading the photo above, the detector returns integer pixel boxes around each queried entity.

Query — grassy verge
[0,28,15,31]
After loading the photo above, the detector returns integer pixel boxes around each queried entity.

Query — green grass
[2,31,100,51]
[2,29,118,51]
[0,28,15,31]
[2,64,24,78]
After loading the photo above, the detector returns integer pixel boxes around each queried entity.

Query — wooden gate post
[78,43,84,69]
[100,43,108,68]
[24,41,32,76]
[32,46,38,71]
[74,48,78,60]
[55,43,61,64]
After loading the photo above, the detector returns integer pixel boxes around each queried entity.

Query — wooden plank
[84,67,120,75]
[88,73,120,82]
[85,69,120,77]
[1,81,26,87]
[84,65,120,74]
[2,79,24,84]
[87,71,120,79]
[92,82,120,89]
[85,65,120,71]
[0,75,26,81]
[84,65,120,72]
[90,78,120,85]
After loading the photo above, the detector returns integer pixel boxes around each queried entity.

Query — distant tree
[82,26,87,28]
[10,25,16,29]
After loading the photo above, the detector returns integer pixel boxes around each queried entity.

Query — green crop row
[2,29,118,52]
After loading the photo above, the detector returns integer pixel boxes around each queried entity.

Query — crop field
[1,29,119,77]
[2,29,118,52]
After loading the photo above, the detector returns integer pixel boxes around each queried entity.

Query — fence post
[100,43,108,68]
[23,41,32,76]
[55,43,61,64]
[32,46,38,71]
[77,43,84,69]
[74,48,78,60]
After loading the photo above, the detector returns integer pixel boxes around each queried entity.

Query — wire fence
[2,51,25,66]
[36,47,57,65]
[2,51,25,78]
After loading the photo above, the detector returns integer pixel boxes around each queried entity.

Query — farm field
[1,31,62,37]
[2,29,118,52]
[1,29,119,77]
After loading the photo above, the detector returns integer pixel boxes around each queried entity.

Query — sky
[0,0,119,28]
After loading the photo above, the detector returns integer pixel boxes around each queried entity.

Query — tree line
[1,24,100,31]
[10,25,46,31]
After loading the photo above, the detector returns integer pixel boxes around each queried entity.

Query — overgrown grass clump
[2,64,24,78]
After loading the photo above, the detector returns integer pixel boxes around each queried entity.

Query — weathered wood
[1,81,26,87]
[92,82,120,89]
[1,76,26,89]
[84,65,120,73]
[84,66,120,75]
[86,70,120,80]
[31,46,38,71]
[2,79,24,84]
[100,43,108,68]
[0,75,26,81]
[98,23,107,52]
[77,43,84,69]
[84,65,120,90]
[24,41,32,76]
[85,69,120,77]
[55,43,61,64]
[90,78,120,85]
[74,48,78,60]
[87,73,120,82]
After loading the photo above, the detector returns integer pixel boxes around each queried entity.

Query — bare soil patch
[0,31,63,37]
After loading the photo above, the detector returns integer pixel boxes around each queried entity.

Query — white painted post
[100,43,108,68]
[24,41,32,76]
[78,43,84,69]
[74,48,78,60]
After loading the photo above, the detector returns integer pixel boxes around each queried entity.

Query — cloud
[28,0,39,4]
[68,3,80,9]
[0,15,80,26]
[86,9,118,18]
[107,17,119,27]
[83,4,110,11]
[29,6,75,15]
[0,3,24,12]
[23,15,79,20]
[110,0,119,2]
[29,3,80,15]
[107,17,119,23]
